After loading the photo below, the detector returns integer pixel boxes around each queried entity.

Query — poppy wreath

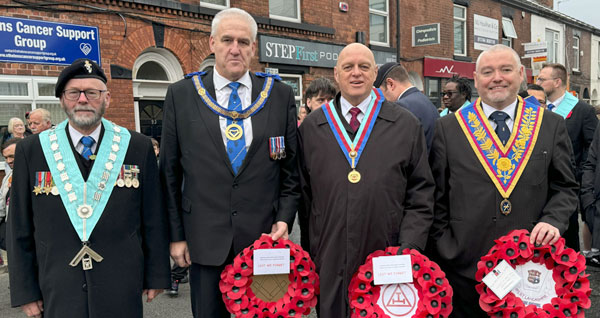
[219,235,319,317]
[348,247,453,318]
[475,229,591,317]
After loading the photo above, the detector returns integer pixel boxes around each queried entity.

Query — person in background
[374,62,439,152]
[0,138,20,272]
[1,118,26,146]
[440,75,472,116]
[28,108,53,134]
[297,105,308,126]
[537,63,598,252]
[581,121,600,266]
[304,77,336,113]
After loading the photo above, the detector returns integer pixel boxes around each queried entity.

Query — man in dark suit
[581,121,600,266]
[160,8,299,318]
[374,62,439,152]
[299,43,434,317]
[7,58,170,318]
[537,63,598,252]
[430,45,578,317]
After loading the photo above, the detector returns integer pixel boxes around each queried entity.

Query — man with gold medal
[298,43,435,317]
[429,44,579,317]
[7,59,170,318]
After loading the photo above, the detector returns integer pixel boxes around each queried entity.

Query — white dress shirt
[214,69,253,150]
[547,92,566,112]
[68,123,102,155]
[340,95,372,127]
[481,99,518,133]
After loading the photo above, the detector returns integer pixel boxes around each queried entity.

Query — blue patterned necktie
[226,82,246,174]
[80,136,95,160]
[547,103,555,111]
[490,111,510,146]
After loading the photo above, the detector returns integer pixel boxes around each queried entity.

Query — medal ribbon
[322,88,383,168]
[455,96,543,198]
[39,118,131,241]
[191,74,274,121]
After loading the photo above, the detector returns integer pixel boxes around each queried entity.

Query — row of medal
[269,136,286,160]
[33,165,140,195]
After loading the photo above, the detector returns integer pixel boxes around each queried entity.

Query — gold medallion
[500,198,512,216]
[199,87,206,96]
[349,150,357,158]
[125,178,132,188]
[117,179,125,187]
[226,123,243,141]
[348,170,361,183]
[132,178,140,188]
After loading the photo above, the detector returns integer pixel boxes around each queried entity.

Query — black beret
[55,58,107,97]
[374,62,400,88]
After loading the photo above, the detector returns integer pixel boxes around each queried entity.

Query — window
[200,0,229,9]
[269,0,301,23]
[426,78,441,108]
[453,5,467,56]
[573,36,580,71]
[369,0,389,46]
[280,74,303,110]
[0,76,65,167]
[501,18,517,48]
[545,28,559,64]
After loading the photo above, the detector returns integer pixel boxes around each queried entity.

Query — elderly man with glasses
[7,58,170,318]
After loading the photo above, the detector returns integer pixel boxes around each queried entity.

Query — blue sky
[554,0,600,28]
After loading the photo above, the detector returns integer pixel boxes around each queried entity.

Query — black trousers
[189,248,235,318]
[445,270,488,318]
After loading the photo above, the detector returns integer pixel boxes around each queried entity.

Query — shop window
[453,5,467,56]
[136,61,169,81]
[0,76,65,167]
[279,74,303,110]
[369,0,389,46]
[269,0,301,23]
[200,0,229,9]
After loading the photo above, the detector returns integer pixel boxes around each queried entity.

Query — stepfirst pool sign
[0,16,101,66]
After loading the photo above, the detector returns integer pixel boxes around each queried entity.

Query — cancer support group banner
[0,16,101,66]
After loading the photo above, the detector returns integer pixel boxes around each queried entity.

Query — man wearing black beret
[7,58,171,318]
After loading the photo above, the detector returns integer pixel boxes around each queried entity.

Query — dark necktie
[80,136,95,160]
[349,107,362,132]
[547,103,555,111]
[489,111,510,145]
[226,82,246,174]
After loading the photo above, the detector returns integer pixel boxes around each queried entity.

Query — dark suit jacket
[160,71,300,266]
[565,100,597,181]
[580,121,600,211]
[7,127,170,318]
[299,94,434,317]
[430,105,579,280]
[397,86,440,152]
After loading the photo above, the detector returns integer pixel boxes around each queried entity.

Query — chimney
[532,0,554,9]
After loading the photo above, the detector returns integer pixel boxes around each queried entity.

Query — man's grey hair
[475,44,522,70]
[30,108,52,124]
[211,8,258,41]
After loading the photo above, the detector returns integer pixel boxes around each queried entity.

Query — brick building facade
[1,0,599,162]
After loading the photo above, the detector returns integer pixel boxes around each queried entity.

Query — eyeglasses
[442,91,459,97]
[535,77,557,83]
[63,89,107,101]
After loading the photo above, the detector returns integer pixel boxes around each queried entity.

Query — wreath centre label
[376,283,419,317]
[512,262,558,307]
